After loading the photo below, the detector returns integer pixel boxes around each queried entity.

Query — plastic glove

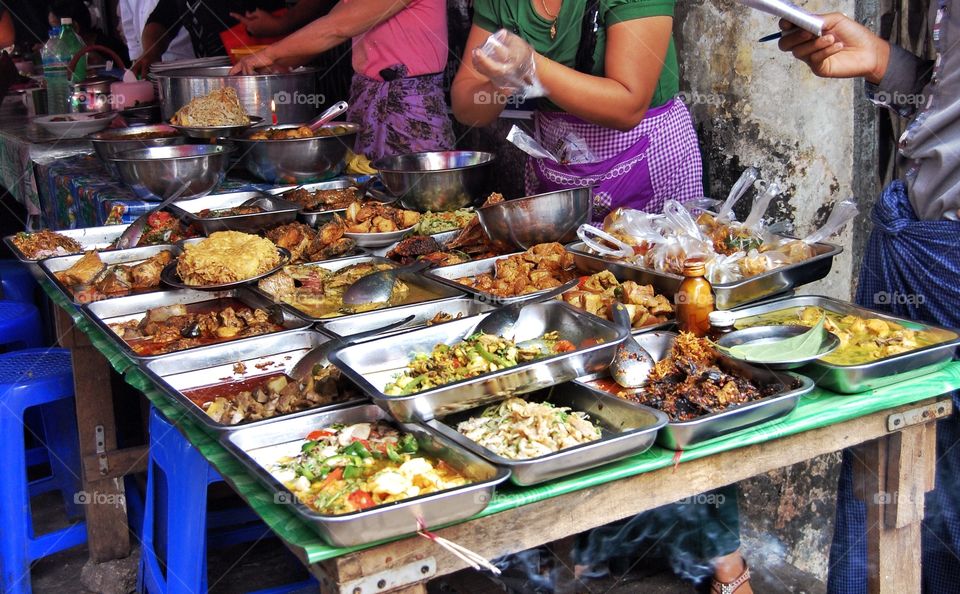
[472,29,547,99]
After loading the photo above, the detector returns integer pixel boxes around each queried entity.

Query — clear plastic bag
[506,125,559,162]
[705,251,746,284]
[739,248,791,277]
[558,130,597,164]
[772,199,858,263]
[474,29,546,99]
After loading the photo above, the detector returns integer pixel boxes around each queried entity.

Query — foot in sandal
[711,550,753,594]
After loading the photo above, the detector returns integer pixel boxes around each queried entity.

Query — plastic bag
[506,125,559,162]
[473,29,546,99]
[576,208,663,258]
[717,166,760,222]
[705,251,746,284]
[739,248,791,277]
[772,199,859,263]
[558,130,597,164]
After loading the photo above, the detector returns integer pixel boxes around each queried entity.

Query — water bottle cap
[60,18,72,25]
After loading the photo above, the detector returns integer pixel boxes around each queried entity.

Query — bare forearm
[451,78,508,126]
[141,22,172,59]
[0,11,14,47]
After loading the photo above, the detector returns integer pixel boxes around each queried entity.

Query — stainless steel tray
[368,229,462,259]
[330,300,629,422]
[221,403,510,546]
[576,331,814,450]
[319,296,494,338]
[251,254,465,323]
[266,179,395,227]
[40,244,182,305]
[568,240,843,310]
[167,191,300,234]
[81,286,311,361]
[423,382,667,485]
[424,253,557,306]
[4,224,129,280]
[727,295,960,393]
[141,329,365,434]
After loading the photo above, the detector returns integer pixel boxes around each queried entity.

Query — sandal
[710,559,751,594]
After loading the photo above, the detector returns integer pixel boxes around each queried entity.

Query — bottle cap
[708,310,736,327]
[60,18,72,25]
[682,257,706,277]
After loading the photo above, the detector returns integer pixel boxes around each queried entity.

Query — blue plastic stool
[0,349,87,594]
[140,408,319,594]
[0,301,43,350]
[0,260,38,303]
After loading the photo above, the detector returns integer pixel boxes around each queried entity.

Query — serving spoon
[472,278,579,338]
[608,302,656,388]
[306,100,349,132]
[289,314,415,380]
[114,183,190,249]
[341,260,432,307]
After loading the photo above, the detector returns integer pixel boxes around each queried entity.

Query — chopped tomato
[146,211,173,228]
[348,490,376,510]
[577,275,590,290]
[580,338,601,348]
[553,339,576,353]
[320,467,343,487]
[306,429,334,440]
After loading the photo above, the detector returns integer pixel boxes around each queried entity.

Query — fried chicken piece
[130,251,173,289]
[265,222,315,262]
[387,236,442,263]
[95,268,132,294]
[56,251,105,286]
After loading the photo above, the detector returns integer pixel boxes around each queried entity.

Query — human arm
[452,17,674,131]
[229,0,335,37]
[0,9,15,48]
[229,0,411,75]
[777,13,892,84]
[133,0,180,77]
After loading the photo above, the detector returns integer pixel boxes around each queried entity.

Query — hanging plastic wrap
[771,199,859,263]
[576,208,663,258]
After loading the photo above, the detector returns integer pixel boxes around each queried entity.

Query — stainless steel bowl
[231,123,358,183]
[87,125,187,177]
[477,187,592,250]
[372,151,495,212]
[111,144,233,201]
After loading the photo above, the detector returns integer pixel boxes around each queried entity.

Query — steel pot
[154,66,323,124]
[67,45,125,114]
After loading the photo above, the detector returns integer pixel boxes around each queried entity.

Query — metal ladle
[472,278,580,338]
[609,303,656,388]
[306,101,349,132]
[114,183,190,249]
[341,260,432,308]
[288,314,415,380]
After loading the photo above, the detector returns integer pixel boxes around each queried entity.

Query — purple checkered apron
[525,97,703,220]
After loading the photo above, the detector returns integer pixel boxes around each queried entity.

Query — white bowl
[34,112,118,138]
[343,226,415,248]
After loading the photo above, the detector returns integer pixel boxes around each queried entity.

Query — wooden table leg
[54,308,131,562]
[852,417,938,593]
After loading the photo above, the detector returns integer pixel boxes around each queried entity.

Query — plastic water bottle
[58,18,87,83]
[41,27,67,114]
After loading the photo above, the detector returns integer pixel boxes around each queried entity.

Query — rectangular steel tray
[251,254,465,323]
[39,244,182,305]
[330,300,629,422]
[368,229,462,259]
[576,331,814,450]
[423,382,667,485]
[319,296,494,338]
[141,329,366,435]
[4,224,129,280]
[727,295,960,393]
[266,179,395,227]
[82,286,312,361]
[221,403,510,546]
[568,240,843,310]
[167,191,300,234]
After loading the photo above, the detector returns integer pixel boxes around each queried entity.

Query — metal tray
[423,382,667,485]
[4,224,129,280]
[81,286,311,361]
[319,296,494,338]
[251,254,465,323]
[141,329,365,435]
[330,300,629,422]
[39,244,182,305]
[575,331,814,450]
[167,191,300,234]
[221,403,510,546]
[424,253,555,306]
[727,295,960,393]
[568,240,843,310]
[266,179,395,227]
[368,229,462,259]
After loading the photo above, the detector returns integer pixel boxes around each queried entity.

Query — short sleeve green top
[473,0,679,109]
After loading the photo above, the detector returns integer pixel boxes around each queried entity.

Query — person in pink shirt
[231,0,454,160]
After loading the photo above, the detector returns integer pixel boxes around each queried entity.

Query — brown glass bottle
[675,257,715,337]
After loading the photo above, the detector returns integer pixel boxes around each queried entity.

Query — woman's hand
[229,9,284,37]
[778,13,890,83]
[229,50,276,75]
[471,29,542,97]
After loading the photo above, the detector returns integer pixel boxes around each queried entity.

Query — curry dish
[459,243,576,297]
[283,187,359,211]
[54,250,172,301]
[343,201,420,234]
[562,271,673,329]
[248,124,353,140]
[263,220,355,263]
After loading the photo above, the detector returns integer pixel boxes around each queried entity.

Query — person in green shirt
[451,0,703,222]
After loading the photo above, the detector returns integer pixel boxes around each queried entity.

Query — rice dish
[176,231,279,285]
[171,88,249,127]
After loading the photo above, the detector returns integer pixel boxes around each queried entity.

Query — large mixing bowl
[477,187,592,250]
[111,145,233,201]
[88,124,187,178]
[231,122,358,183]
[154,66,322,124]
[372,151,495,212]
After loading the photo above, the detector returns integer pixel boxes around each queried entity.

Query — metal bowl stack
[372,151,495,212]
[111,144,233,201]
[87,125,187,177]
[231,123,359,184]
[477,187,592,250]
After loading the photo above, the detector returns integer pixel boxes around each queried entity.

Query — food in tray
[412,209,476,236]
[283,186,359,211]
[177,231,281,286]
[386,235,470,267]
[258,261,433,317]
[170,88,249,127]
[343,200,419,234]
[263,220,355,263]
[112,211,200,247]
[562,271,673,328]
[10,230,83,259]
[270,421,470,514]
[100,129,180,140]
[736,306,954,365]
[185,365,358,426]
[383,331,575,395]
[456,397,601,459]
[196,205,265,218]
[459,243,576,297]
[54,250,173,300]
[248,124,353,140]
[109,300,284,356]
[591,333,783,421]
